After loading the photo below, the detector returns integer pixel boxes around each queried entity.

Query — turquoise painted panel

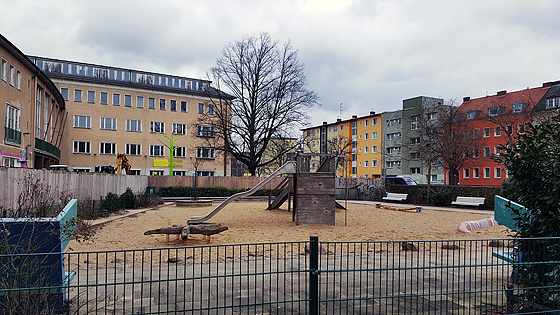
[494,195,527,231]
[57,199,77,251]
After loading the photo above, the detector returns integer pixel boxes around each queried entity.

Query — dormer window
[488,106,501,117]
[466,110,478,120]
[512,102,526,114]
[546,97,560,109]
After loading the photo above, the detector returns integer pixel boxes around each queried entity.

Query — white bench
[382,193,408,202]
[452,196,485,208]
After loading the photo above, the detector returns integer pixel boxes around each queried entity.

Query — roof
[456,86,548,121]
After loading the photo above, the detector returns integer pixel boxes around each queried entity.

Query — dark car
[385,177,417,185]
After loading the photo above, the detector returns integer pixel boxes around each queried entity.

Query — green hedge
[385,184,501,208]
[159,186,275,197]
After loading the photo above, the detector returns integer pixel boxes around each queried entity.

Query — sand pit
[67,201,510,253]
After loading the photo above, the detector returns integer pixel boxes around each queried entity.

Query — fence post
[310,235,319,315]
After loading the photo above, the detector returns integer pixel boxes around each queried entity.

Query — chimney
[543,81,553,88]
[336,118,341,122]
[463,97,470,103]
[497,90,507,97]
[352,115,357,119]
[370,111,375,115]
[322,121,327,126]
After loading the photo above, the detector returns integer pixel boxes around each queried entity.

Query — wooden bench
[382,193,408,202]
[452,196,485,208]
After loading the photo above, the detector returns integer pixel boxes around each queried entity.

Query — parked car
[49,165,71,171]
[385,176,417,185]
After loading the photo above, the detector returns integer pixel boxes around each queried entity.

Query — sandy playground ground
[67,201,510,253]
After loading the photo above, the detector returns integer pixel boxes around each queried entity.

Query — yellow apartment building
[28,56,229,176]
[1,34,66,169]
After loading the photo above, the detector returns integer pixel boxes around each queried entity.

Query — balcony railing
[4,127,21,145]
[35,138,61,159]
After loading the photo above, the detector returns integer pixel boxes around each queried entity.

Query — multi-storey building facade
[381,110,403,178]
[303,111,383,178]
[29,56,229,176]
[1,34,66,169]
[453,86,548,186]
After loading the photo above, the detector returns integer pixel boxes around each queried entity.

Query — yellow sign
[153,159,183,167]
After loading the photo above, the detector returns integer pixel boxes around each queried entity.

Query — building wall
[382,110,403,177]
[355,114,382,178]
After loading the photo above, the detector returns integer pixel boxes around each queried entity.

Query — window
[198,103,205,114]
[386,147,401,154]
[16,70,21,90]
[488,106,500,116]
[372,160,377,167]
[173,171,186,176]
[137,96,144,108]
[473,129,480,139]
[545,97,560,109]
[60,88,69,101]
[494,146,501,155]
[365,119,369,127]
[484,167,490,178]
[410,152,420,159]
[150,145,165,157]
[74,89,82,102]
[431,175,438,182]
[410,167,421,174]
[208,104,214,115]
[9,64,15,86]
[364,146,369,154]
[1,59,6,81]
[484,147,491,158]
[173,146,187,158]
[180,101,187,112]
[159,99,166,110]
[474,167,480,178]
[334,126,337,132]
[512,102,525,113]
[386,132,401,140]
[386,161,401,168]
[5,104,20,143]
[100,117,117,130]
[411,115,419,130]
[410,137,420,145]
[340,125,343,131]
[372,146,377,153]
[100,142,116,155]
[170,100,177,111]
[124,95,132,107]
[173,123,187,135]
[150,121,165,133]
[197,170,215,176]
[428,112,438,120]
[197,147,215,159]
[483,127,490,138]
[100,92,108,104]
[364,133,369,140]
[129,170,141,175]
[126,119,142,132]
[518,123,525,134]
[494,126,501,137]
[372,132,377,139]
[126,143,141,156]
[113,93,120,105]
[495,167,501,178]
[150,170,164,176]
[73,141,91,154]
[87,91,95,103]
[473,148,479,158]
[148,97,155,109]
[506,125,512,135]
[387,118,401,126]
[466,110,477,120]
[373,118,377,125]
[197,125,215,137]
[464,168,470,178]
[73,115,91,128]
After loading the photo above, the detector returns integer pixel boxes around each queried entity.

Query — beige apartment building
[28,56,229,176]
[1,34,66,169]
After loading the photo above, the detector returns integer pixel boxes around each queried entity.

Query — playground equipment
[457,216,499,234]
[188,153,344,226]
[116,153,131,175]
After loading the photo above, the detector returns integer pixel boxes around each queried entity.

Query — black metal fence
[2,237,560,314]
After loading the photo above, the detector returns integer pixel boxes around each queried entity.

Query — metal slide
[187,161,297,224]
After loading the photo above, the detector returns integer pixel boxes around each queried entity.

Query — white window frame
[112,93,120,105]
[87,90,95,103]
[99,142,117,155]
[150,145,165,157]
[148,97,155,109]
[173,146,187,158]
[483,127,490,138]
[484,167,491,178]
[473,167,480,178]
[74,89,82,102]
[372,160,377,167]
[173,123,187,135]
[9,64,15,86]
[100,92,108,104]
[372,146,377,153]
[364,133,369,140]
[494,126,501,137]
[100,117,117,130]
[73,140,91,154]
[73,115,91,128]
[170,100,177,111]
[197,125,215,137]
[484,147,491,158]
[159,98,166,110]
[60,88,69,101]
[372,132,377,139]
[196,147,215,159]
[124,94,132,107]
[495,167,501,178]
[364,146,369,154]
[365,119,369,127]
[137,96,144,108]
[150,121,165,133]
[126,119,142,132]
[125,143,142,156]
[198,103,205,114]
[463,168,470,178]
[180,101,187,112]
[411,115,419,130]
[1,59,6,81]
[16,70,21,90]
[208,103,214,115]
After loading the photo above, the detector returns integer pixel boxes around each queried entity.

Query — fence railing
[1,237,559,314]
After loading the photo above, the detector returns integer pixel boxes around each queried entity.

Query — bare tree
[200,32,319,176]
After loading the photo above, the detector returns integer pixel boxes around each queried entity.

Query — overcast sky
[2,0,559,127]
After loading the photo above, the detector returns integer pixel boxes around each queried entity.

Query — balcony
[35,138,61,159]
[4,127,21,145]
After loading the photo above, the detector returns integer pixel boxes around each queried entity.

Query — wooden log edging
[144,223,228,245]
